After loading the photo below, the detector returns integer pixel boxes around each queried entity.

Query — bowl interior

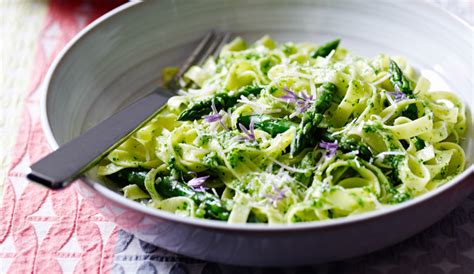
[45,0,473,204]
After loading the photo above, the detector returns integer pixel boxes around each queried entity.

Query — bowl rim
[40,0,474,232]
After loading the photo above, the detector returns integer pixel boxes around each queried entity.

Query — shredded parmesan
[270,157,312,174]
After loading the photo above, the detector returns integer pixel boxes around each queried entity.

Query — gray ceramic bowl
[41,0,474,266]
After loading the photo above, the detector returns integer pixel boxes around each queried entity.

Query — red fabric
[0,1,125,273]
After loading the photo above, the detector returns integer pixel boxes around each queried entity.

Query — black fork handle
[27,87,174,189]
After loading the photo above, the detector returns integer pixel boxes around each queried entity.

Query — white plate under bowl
[41,0,473,266]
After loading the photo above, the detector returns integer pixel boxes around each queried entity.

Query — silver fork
[27,31,232,189]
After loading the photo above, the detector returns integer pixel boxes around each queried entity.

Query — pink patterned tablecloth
[0,1,472,274]
[0,1,124,273]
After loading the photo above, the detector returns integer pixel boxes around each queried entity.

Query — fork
[27,31,232,189]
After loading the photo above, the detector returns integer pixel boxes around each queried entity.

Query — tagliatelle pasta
[98,36,467,224]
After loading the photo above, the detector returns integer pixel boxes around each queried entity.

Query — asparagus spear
[178,85,264,121]
[389,60,418,120]
[108,168,230,220]
[290,110,321,156]
[314,82,336,113]
[238,115,296,137]
[107,168,148,190]
[389,60,412,95]
[290,82,337,156]
[311,39,340,58]
[156,176,230,220]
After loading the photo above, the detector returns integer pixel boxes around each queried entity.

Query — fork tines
[171,31,232,89]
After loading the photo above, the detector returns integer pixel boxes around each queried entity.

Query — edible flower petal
[387,87,407,102]
[280,86,299,102]
[187,175,210,192]
[295,91,313,113]
[203,101,229,130]
[319,141,338,158]
[266,183,288,207]
[237,119,256,142]
[280,87,314,114]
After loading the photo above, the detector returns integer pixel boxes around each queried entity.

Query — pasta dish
[97,36,466,223]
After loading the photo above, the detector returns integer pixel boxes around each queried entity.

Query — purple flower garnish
[187,175,210,192]
[295,92,313,113]
[237,119,256,142]
[319,141,338,158]
[267,183,288,206]
[280,87,314,114]
[203,101,229,130]
[387,86,407,102]
[280,87,300,102]
[204,114,221,123]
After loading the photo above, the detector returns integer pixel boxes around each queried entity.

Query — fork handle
[27,87,174,189]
